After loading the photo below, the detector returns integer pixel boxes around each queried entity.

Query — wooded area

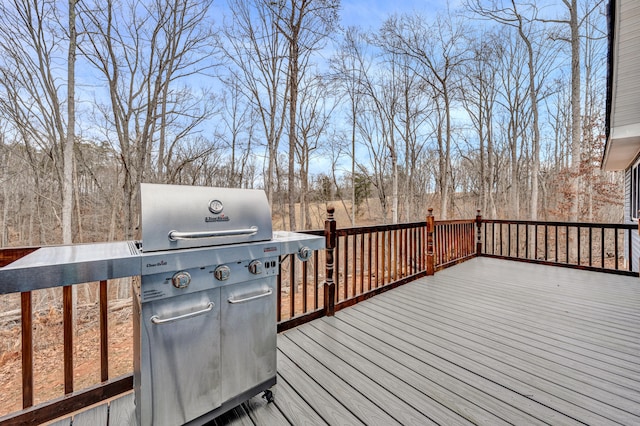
[0,0,622,247]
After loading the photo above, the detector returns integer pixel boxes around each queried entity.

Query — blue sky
[340,0,459,29]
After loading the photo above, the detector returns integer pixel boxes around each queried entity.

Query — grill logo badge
[206,214,230,222]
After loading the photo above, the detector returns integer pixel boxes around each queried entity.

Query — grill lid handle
[168,227,258,241]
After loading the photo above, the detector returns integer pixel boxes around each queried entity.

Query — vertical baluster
[314,251,319,310]
[375,231,380,288]
[277,262,282,321]
[601,228,605,268]
[100,280,108,382]
[414,226,418,272]
[368,231,373,291]
[63,285,73,394]
[303,255,308,314]
[565,225,569,263]
[21,291,33,408]
[403,228,408,276]
[386,230,391,282]
[475,210,482,256]
[544,225,548,261]
[493,222,498,256]
[343,235,348,300]
[290,255,296,317]
[628,228,633,271]
[533,224,538,260]
[393,229,398,281]
[359,232,365,294]
[589,227,593,266]
[577,226,581,266]
[352,233,357,297]
[335,236,341,301]
[555,226,558,262]
[613,228,620,270]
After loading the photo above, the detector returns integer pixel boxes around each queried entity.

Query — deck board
[108,392,136,426]
[303,318,515,425]
[346,298,633,424]
[382,289,640,396]
[72,404,108,426]
[51,258,640,425]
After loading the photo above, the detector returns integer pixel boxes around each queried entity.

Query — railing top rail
[334,221,427,236]
[482,219,636,229]
[435,219,476,225]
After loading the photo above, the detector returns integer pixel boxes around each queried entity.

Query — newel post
[475,209,482,256]
[426,208,435,276]
[324,206,337,316]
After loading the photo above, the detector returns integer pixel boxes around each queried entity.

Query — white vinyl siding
[625,166,640,272]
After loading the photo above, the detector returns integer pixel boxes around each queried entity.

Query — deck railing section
[277,219,431,330]
[275,248,324,325]
[278,209,478,330]
[0,276,135,426]
[4,209,636,424]
[434,220,477,270]
[481,219,638,276]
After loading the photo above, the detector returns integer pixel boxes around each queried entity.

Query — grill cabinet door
[220,278,277,401]
[139,288,221,426]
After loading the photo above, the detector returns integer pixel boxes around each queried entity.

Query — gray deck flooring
[55,258,640,425]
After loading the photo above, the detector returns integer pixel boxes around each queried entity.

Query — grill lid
[140,183,272,252]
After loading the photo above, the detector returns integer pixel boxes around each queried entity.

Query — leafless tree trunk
[63,0,77,245]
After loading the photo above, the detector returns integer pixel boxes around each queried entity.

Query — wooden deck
[49,257,640,425]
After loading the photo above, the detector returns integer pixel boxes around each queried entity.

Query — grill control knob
[297,246,312,262]
[172,271,191,289]
[248,260,263,275]
[214,265,231,281]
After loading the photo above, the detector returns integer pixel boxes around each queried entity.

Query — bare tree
[461,29,501,218]
[221,0,289,209]
[543,0,605,221]
[0,0,75,243]
[271,0,339,230]
[466,1,559,220]
[380,11,468,219]
[331,26,366,225]
[219,80,256,188]
[78,0,216,238]
[295,74,337,229]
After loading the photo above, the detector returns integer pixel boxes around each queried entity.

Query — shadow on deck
[54,257,640,425]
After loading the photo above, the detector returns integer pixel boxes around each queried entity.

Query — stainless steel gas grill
[134,183,324,426]
[0,183,324,426]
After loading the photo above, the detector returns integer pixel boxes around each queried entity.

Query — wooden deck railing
[0,277,135,425]
[480,219,638,276]
[2,209,635,425]
[277,208,477,331]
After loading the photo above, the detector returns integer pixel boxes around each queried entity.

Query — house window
[632,160,640,220]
